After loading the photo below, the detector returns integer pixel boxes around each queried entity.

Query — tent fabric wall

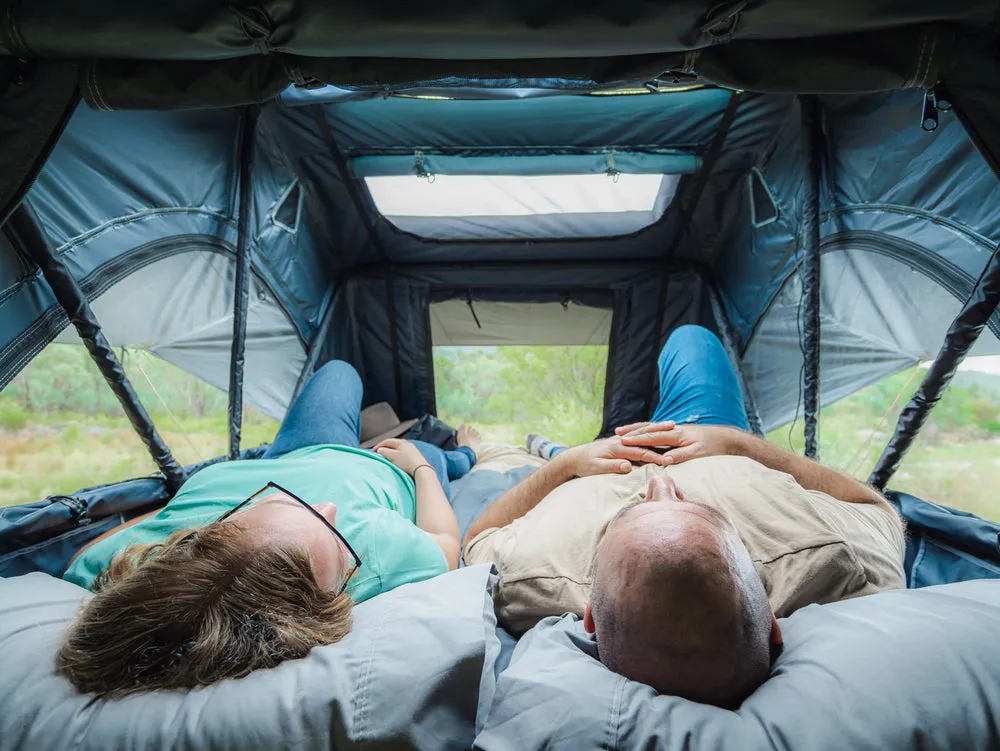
[51,252,306,421]
[743,249,1000,432]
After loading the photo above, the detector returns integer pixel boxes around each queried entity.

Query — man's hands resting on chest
[462,435,672,547]
[617,421,893,511]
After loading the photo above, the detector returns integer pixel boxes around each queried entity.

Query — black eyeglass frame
[217,481,362,596]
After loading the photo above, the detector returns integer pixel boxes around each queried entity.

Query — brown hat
[359,402,420,449]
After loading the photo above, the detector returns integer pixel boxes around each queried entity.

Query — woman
[58,360,479,697]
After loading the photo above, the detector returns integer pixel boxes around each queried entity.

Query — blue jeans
[648,325,749,429]
[262,361,475,496]
[549,325,748,456]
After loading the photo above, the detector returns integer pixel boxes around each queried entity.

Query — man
[464,325,905,708]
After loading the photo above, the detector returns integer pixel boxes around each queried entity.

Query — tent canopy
[0,0,998,447]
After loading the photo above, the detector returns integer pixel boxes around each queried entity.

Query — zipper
[920,84,953,133]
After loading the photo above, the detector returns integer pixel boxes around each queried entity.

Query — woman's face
[225,491,352,592]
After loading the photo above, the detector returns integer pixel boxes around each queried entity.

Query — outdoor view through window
[2,342,999,524]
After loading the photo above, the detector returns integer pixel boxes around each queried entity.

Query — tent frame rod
[869,242,1000,490]
[800,95,823,459]
[6,203,187,492]
[311,106,405,414]
[228,105,259,460]
[706,278,763,436]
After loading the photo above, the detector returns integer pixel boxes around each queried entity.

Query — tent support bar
[228,106,259,461]
[291,282,338,403]
[869,243,1000,490]
[7,204,187,492]
[311,107,405,414]
[644,91,742,418]
[800,95,823,460]
[706,279,763,436]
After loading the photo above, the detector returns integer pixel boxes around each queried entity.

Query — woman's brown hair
[57,522,353,697]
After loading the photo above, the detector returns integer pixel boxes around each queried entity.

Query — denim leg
[407,442,478,498]
[447,446,477,480]
[263,361,363,458]
[649,325,749,429]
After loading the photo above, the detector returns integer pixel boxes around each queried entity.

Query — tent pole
[706,278,763,436]
[228,106,259,460]
[800,95,823,460]
[7,204,187,492]
[869,243,1000,490]
[645,91,743,417]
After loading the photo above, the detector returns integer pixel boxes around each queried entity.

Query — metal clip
[605,149,621,182]
[920,88,939,132]
[413,150,435,182]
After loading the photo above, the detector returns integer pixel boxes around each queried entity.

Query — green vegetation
[2,342,999,523]
[0,344,279,507]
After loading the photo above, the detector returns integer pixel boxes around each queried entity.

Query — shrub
[0,407,29,431]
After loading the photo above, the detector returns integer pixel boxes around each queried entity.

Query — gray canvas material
[475,581,1000,751]
[0,565,500,751]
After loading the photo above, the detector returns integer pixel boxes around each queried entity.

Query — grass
[0,415,279,507]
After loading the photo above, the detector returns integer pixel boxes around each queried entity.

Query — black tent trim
[227,105,259,460]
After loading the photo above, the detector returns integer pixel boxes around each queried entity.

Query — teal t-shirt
[63,445,448,603]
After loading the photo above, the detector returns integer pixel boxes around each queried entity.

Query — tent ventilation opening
[748,167,779,228]
[273,181,302,232]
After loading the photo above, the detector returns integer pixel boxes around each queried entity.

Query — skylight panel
[365,173,663,218]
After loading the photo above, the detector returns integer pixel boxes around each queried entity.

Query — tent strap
[228,105,259,460]
[6,204,186,492]
[869,242,1000,490]
[644,91,742,417]
[706,278,763,436]
[800,95,822,460]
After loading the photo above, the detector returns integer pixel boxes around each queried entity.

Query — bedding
[0,564,499,751]
[474,580,1000,751]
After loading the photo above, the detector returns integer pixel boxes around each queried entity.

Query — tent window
[748,167,779,228]
[273,181,302,233]
[0,342,280,509]
[364,174,679,240]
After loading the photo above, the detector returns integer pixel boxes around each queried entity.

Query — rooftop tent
[0,0,999,582]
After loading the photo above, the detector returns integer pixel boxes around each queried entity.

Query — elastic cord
[413,464,435,477]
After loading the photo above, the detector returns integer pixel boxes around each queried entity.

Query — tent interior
[2,5,1000,586]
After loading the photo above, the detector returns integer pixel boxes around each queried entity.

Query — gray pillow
[476,581,1000,751]
[0,564,499,751]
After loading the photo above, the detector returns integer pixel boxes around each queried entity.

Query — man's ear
[583,603,596,634]
[770,614,783,646]
[769,613,784,664]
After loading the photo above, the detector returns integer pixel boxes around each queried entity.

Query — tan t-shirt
[464,454,906,636]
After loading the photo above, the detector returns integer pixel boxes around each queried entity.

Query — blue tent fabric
[2,49,1000,584]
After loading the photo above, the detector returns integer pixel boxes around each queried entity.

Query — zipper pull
[920,88,939,131]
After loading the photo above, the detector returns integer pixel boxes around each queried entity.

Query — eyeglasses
[217,481,362,596]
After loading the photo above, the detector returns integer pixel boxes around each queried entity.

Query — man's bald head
[587,475,775,709]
